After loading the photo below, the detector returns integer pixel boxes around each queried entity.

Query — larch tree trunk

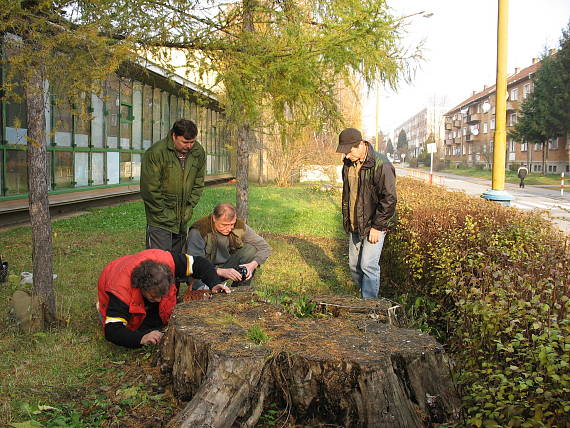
[236,124,250,221]
[235,0,255,222]
[24,63,56,327]
[160,289,462,428]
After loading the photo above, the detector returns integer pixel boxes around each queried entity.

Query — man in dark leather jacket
[337,128,397,298]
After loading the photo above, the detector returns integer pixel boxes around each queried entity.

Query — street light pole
[482,0,515,205]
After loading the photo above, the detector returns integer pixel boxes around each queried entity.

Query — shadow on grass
[283,234,350,293]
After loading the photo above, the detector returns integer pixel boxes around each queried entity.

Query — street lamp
[482,0,515,205]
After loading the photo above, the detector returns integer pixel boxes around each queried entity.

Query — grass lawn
[436,167,564,186]
[0,183,355,427]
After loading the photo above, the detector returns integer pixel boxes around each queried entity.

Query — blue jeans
[348,231,386,298]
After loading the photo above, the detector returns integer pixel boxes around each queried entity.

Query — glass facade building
[0,60,232,201]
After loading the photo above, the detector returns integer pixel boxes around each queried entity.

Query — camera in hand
[234,265,248,283]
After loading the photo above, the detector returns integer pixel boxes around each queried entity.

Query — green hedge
[383,177,570,426]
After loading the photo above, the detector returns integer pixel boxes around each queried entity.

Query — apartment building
[443,56,569,174]
[393,106,446,159]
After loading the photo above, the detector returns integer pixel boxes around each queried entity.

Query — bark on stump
[159,288,461,427]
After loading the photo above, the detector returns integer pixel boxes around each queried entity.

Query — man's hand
[211,283,232,294]
[241,261,259,280]
[140,330,163,345]
[368,228,385,244]
[216,267,243,282]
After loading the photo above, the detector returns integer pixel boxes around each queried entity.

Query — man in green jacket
[141,119,206,253]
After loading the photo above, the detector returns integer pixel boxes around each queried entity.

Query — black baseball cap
[336,128,363,153]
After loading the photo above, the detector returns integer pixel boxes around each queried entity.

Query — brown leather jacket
[341,142,397,239]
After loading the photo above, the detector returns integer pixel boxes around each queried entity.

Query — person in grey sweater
[187,203,271,288]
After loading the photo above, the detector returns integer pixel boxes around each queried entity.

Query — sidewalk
[398,167,570,201]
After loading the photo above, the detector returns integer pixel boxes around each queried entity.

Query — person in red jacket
[98,249,230,348]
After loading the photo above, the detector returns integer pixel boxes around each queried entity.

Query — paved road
[397,167,570,235]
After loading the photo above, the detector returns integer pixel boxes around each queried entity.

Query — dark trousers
[146,225,187,253]
[193,244,258,289]
[146,225,187,292]
[519,178,525,188]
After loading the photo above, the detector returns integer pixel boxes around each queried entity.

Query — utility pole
[482,0,515,205]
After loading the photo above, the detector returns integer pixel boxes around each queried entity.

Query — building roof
[445,60,542,116]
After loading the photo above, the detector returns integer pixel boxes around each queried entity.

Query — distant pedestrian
[517,165,528,188]
[336,128,397,299]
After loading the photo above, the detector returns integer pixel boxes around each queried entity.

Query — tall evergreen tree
[510,21,570,170]
[397,129,408,154]
[386,138,394,155]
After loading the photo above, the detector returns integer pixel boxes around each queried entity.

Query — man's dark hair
[213,202,237,220]
[131,260,173,295]
[171,119,198,140]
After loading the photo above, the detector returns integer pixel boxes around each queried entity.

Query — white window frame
[523,83,532,99]
[548,138,558,150]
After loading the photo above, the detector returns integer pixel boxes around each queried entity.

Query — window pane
[191,102,198,122]
[170,95,178,125]
[54,151,73,189]
[132,153,141,181]
[207,154,213,175]
[212,110,217,152]
[120,78,132,149]
[107,151,120,184]
[197,106,205,146]
[153,88,161,143]
[74,93,90,147]
[53,93,73,147]
[5,79,28,145]
[161,91,169,138]
[186,101,193,121]
[105,76,120,148]
[74,152,89,187]
[182,99,190,120]
[5,150,27,195]
[143,85,153,149]
[120,152,132,183]
[91,93,104,148]
[205,108,214,153]
[177,98,184,120]
[91,152,104,185]
[120,107,132,149]
[132,82,142,150]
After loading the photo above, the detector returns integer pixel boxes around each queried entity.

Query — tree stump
[159,288,461,427]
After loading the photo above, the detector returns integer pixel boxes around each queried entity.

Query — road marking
[512,200,570,211]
